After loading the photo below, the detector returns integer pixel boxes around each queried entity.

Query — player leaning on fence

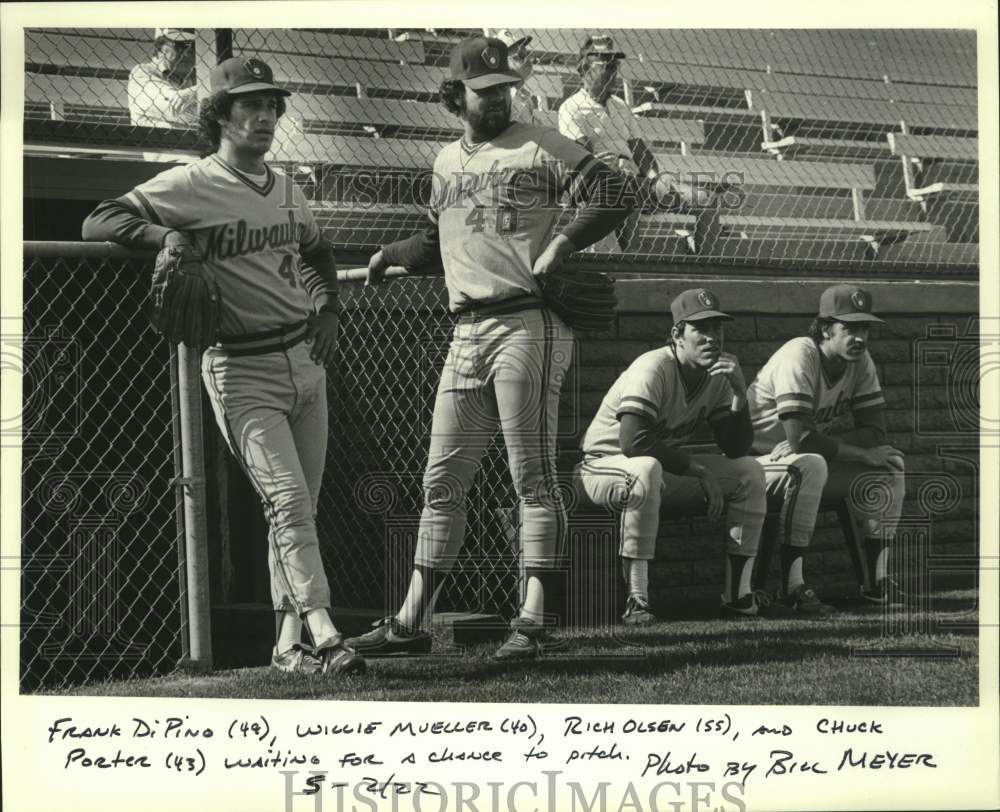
[351,35,633,661]
[82,56,366,677]
[577,289,768,622]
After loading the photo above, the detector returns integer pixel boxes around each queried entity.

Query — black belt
[217,320,309,356]
[457,296,543,321]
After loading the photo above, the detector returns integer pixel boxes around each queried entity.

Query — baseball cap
[670,289,734,323]
[494,29,533,51]
[450,36,523,90]
[209,56,291,97]
[578,34,626,62]
[818,284,884,323]
[155,28,195,42]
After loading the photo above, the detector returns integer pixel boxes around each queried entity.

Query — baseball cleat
[494,618,545,661]
[314,637,367,676]
[271,644,322,675]
[861,577,907,607]
[344,617,432,657]
[751,589,796,618]
[782,584,836,616]
[622,596,657,626]
[720,592,759,617]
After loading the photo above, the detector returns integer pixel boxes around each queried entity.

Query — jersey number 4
[465,206,518,235]
[277,255,299,288]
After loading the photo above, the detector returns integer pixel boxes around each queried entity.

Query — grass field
[51,589,979,706]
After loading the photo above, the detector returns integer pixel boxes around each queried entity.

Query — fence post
[177,344,213,670]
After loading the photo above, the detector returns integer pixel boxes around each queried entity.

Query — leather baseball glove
[537,268,618,333]
[148,244,220,348]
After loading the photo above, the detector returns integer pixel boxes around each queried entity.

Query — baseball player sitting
[558,35,729,254]
[748,285,907,608]
[349,35,632,661]
[128,28,198,129]
[576,289,768,623]
[83,56,365,677]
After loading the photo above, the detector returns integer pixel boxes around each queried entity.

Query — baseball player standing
[748,285,907,607]
[577,289,768,621]
[348,35,632,661]
[82,56,365,676]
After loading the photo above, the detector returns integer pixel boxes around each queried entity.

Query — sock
[780,546,805,595]
[275,610,303,654]
[396,565,444,633]
[864,537,889,588]
[725,554,756,601]
[622,557,649,603]
[520,572,545,624]
[303,608,339,649]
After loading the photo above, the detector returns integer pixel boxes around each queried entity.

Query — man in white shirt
[559,34,729,254]
[127,28,198,129]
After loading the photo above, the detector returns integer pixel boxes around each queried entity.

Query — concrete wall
[560,275,980,611]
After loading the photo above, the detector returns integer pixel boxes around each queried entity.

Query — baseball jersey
[428,121,601,311]
[582,345,735,459]
[558,89,641,174]
[747,336,886,454]
[127,62,198,128]
[126,154,325,336]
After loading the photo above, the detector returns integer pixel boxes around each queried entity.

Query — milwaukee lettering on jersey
[125,155,325,336]
[203,212,306,261]
[583,346,734,460]
[747,336,885,454]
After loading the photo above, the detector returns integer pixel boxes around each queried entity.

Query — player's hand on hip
[707,352,747,397]
[532,234,575,278]
[306,311,339,367]
[688,462,725,521]
[366,250,390,287]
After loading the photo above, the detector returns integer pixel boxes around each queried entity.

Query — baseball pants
[759,450,905,546]
[574,454,767,559]
[415,306,573,571]
[202,339,331,613]
[757,452,830,548]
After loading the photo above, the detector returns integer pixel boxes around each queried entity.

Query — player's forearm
[560,169,633,250]
[82,197,174,249]
[712,406,753,458]
[300,242,339,311]
[619,413,690,475]
[846,406,888,448]
[380,224,442,272]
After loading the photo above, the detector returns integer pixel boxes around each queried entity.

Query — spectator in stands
[559,34,728,254]
[128,28,198,129]
[494,29,544,125]
[748,285,907,609]
[575,288,767,622]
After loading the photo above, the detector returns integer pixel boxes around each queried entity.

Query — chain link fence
[19,250,185,690]
[25,27,978,271]
[19,248,525,689]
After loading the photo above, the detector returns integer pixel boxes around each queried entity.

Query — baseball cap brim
[510,35,533,49]
[226,82,292,97]
[464,71,524,90]
[831,312,885,324]
[685,310,735,322]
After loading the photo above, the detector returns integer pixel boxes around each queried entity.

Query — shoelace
[752,589,775,608]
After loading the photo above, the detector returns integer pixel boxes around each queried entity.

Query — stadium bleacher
[22,26,979,272]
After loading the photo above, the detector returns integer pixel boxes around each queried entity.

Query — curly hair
[197,90,286,154]
[807,317,837,344]
[439,79,466,117]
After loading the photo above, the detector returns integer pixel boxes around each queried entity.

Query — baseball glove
[148,244,220,348]
[538,268,618,332]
